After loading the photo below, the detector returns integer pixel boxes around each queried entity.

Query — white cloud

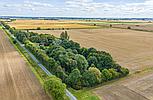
[64,0,153,17]
[145,0,153,4]
[1,1,54,9]
[0,0,153,17]
[24,1,54,7]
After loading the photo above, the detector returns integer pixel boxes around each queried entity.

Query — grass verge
[0,26,2,29]
[69,88,100,100]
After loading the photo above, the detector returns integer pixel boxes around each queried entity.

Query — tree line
[1,22,67,99]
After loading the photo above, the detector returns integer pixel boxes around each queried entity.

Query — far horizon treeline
[2,22,129,90]
[1,16,153,21]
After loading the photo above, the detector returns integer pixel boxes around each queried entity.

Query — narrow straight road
[0,30,50,100]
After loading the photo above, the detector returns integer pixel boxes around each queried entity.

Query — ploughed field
[0,30,50,100]
[31,28,153,100]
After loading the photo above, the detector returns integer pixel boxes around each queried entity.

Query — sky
[0,0,153,18]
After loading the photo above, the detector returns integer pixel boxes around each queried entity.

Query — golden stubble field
[0,30,50,100]
[112,23,153,32]
[7,19,98,29]
[31,28,153,100]
[107,20,153,32]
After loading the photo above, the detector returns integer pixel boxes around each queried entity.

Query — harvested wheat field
[94,69,153,100]
[31,28,153,100]
[112,22,153,31]
[31,28,153,73]
[0,30,50,100]
[7,19,98,29]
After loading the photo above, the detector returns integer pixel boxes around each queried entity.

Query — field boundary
[16,26,102,30]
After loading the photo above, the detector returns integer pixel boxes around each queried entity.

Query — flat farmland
[112,22,153,32]
[94,70,153,100]
[0,30,50,100]
[31,28,153,73]
[31,28,153,100]
[7,19,98,29]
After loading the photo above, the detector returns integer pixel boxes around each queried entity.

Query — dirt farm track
[31,28,153,100]
[0,30,50,100]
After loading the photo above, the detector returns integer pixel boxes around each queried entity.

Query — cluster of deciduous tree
[1,21,10,29]
[44,76,66,100]
[25,40,59,73]
[5,22,129,90]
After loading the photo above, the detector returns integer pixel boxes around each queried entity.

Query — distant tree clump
[127,26,131,29]
[110,24,112,28]
[60,31,69,40]
[37,27,41,30]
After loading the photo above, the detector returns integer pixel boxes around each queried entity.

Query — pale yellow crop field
[7,19,98,29]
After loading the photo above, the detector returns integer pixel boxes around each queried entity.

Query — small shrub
[119,67,129,77]
[13,39,17,44]
[37,27,41,30]
[127,26,131,29]
[110,24,112,27]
